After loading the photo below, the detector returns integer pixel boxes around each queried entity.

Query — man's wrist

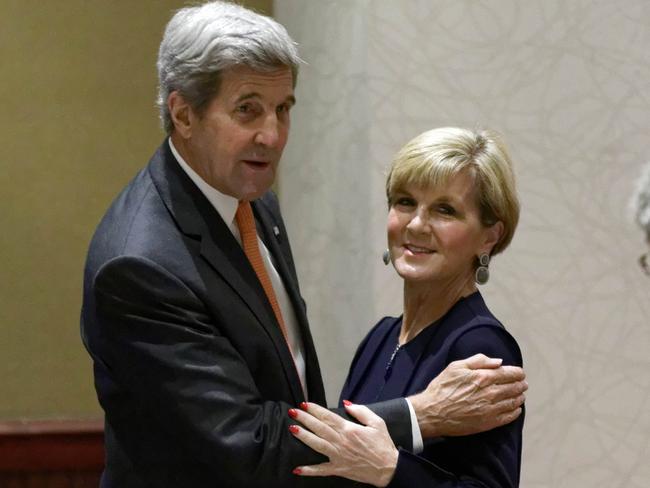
[408,392,442,439]
[404,398,423,453]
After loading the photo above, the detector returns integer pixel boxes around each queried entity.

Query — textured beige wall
[276,1,650,487]
[0,0,271,420]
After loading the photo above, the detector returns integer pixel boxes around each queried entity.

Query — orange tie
[235,201,291,349]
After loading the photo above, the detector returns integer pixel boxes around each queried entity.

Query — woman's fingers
[293,462,335,477]
[343,402,386,429]
[289,404,339,441]
[289,402,399,486]
[303,402,347,429]
[289,424,333,457]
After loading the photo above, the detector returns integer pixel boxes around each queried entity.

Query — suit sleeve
[91,255,353,488]
[387,325,524,488]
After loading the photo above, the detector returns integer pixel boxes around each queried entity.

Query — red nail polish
[299,402,308,411]
[293,467,302,475]
[288,408,298,419]
[289,425,300,434]
[342,399,352,407]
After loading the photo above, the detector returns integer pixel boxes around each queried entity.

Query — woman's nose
[406,210,429,233]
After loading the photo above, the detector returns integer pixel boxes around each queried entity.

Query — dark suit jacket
[340,292,524,488]
[81,141,410,488]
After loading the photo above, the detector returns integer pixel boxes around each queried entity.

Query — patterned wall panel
[276,1,650,486]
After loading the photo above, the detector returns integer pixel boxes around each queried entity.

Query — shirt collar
[168,138,239,235]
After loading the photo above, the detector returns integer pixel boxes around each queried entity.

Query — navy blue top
[340,292,524,488]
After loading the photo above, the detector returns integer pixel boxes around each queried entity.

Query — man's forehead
[220,66,294,96]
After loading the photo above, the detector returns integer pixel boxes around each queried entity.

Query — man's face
[176,66,295,201]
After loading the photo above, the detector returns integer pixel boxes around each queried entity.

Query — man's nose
[254,114,281,147]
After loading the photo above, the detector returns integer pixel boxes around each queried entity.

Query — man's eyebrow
[233,92,296,106]
[234,92,260,104]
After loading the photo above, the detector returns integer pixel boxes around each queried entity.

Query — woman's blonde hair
[386,127,520,256]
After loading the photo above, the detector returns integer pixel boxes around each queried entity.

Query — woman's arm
[289,402,398,486]
[289,325,524,487]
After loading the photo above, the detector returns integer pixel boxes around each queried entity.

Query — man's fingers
[459,353,503,370]
[482,393,525,431]
[468,365,527,390]
[489,380,528,404]
[494,365,526,384]
[490,391,526,413]
[494,407,523,427]
[473,405,524,433]
[473,401,524,434]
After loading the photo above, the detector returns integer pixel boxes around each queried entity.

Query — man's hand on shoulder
[409,354,527,438]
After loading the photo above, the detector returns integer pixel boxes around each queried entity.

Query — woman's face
[387,169,499,286]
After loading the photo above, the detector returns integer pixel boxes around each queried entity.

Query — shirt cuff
[405,398,423,454]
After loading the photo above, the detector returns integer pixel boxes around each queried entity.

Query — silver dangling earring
[382,249,390,265]
[475,253,490,285]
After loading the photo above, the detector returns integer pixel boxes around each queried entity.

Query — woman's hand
[288,401,399,487]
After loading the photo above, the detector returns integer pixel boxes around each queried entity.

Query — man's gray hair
[156,1,301,134]
[631,161,650,238]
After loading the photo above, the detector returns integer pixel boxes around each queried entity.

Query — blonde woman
[290,127,524,487]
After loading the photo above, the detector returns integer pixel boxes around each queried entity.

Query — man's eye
[236,104,252,113]
[276,104,290,115]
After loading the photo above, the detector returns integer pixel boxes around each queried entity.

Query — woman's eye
[236,104,251,113]
[438,204,456,215]
[396,197,415,207]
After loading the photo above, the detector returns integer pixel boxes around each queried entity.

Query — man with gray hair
[81,2,526,486]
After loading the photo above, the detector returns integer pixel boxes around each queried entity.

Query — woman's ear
[480,221,504,256]
[168,91,192,138]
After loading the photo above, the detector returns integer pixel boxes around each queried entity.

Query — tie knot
[235,201,256,239]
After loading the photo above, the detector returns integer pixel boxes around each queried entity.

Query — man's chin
[237,181,275,201]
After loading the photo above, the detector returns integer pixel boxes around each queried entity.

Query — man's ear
[168,91,193,138]
[480,221,504,256]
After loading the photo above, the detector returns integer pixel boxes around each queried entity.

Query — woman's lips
[404,244,435,255]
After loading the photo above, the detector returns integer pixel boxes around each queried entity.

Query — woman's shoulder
[442,293,522,367]
[448,322,522,366]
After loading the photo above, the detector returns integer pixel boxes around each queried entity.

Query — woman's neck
[400,275,476,344]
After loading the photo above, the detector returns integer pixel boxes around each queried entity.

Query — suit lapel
[148,142,305,404]
[198,235,305,404]
[252,198,325,404]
